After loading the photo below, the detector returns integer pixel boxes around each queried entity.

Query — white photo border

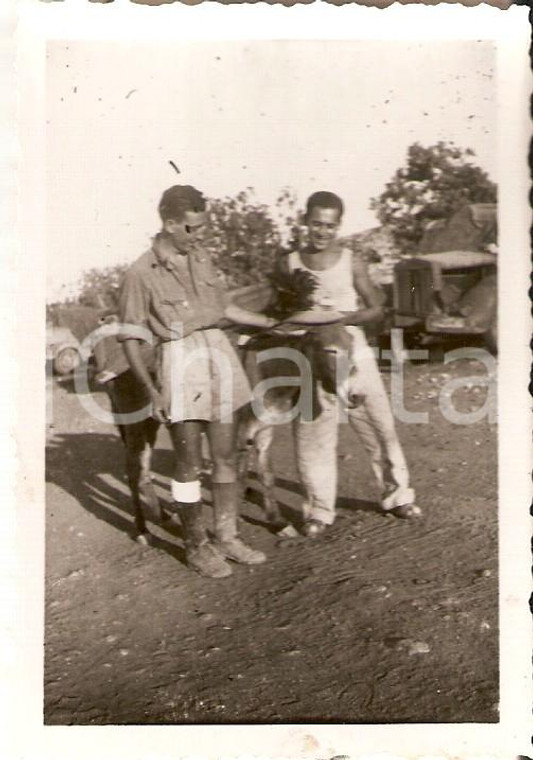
[9,1,532,758]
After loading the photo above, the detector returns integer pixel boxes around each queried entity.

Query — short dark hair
[158,185,206,222]
[305,191,344,220]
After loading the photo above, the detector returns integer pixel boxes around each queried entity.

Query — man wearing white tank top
[283,191,422,536]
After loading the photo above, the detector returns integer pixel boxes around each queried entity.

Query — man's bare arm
[224,303,277,329]
[341,256,386,327]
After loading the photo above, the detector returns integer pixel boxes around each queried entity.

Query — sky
[46,40,496,302]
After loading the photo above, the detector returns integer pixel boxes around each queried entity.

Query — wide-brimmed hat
[281,309,345,325]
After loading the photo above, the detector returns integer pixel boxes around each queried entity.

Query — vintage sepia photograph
[11,2,530,756]
[44,36,502,724]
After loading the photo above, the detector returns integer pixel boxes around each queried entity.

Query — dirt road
[45,356,498,724]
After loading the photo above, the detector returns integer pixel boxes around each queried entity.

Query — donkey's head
[301,323,366,412]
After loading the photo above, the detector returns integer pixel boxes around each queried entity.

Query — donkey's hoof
[275,523,299,539]
[134,531,152,546]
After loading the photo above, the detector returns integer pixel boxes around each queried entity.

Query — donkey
[235,323,365,529]
[104,369,163,544]
[103,322,364,542]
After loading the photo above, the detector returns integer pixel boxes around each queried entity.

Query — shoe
[175,500,233,578]
[388,504,423,519]
[301,519,328,537]
[212,482,267,565]
[213,537,266,565]
[187,541,233,578]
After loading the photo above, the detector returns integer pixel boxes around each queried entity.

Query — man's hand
[224,303,279,330]
[149,387,170,425]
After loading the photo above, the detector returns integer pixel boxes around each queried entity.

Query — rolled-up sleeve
[117,268,151,342]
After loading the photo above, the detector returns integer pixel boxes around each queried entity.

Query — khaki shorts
[159,329,251,423]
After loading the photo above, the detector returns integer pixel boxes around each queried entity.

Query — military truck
[46,305,103,375]
[391,203,497,353]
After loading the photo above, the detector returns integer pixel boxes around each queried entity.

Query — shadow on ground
[46,432,189,564]
[46,430,381,564]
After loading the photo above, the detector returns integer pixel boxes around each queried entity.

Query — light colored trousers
[293,327,415,525]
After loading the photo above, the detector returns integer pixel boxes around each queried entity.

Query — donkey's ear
[302,338,324,420]
[310,374,323,421]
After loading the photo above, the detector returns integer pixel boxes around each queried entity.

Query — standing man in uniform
[118,184,277,578]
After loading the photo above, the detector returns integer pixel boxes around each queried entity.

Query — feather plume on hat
[267,267,320,319]
[266,266,344,325]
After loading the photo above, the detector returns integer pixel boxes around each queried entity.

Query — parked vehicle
[390,204,497,353]
[46,325,89,375]
[46,305,104,375]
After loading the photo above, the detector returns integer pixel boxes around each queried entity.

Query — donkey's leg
[121,416,167,543]
[137,418,166,522]
[122,426,152,544]
[109,371,163,541]
[254,426,286,527]
[236,409,258,496]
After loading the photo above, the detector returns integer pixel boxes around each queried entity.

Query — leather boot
[211,483,266,565]
[175,501,232,579]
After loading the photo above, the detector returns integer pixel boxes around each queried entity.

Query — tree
[76,264,130,310]
[48,188,301,313]
[370,142,497,254]
[204,187,300,288]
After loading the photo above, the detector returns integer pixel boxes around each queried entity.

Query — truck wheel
[54,347,81,375]
[484,320,497,355]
